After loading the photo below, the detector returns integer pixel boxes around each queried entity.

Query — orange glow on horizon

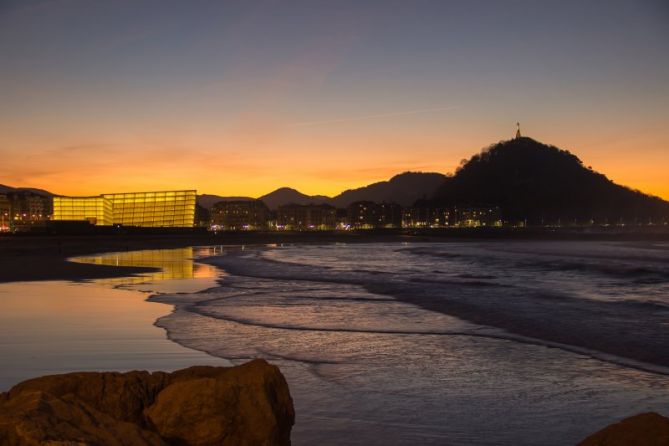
[2,130,668,201]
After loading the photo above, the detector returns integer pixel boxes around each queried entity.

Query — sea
[1,241,668,445]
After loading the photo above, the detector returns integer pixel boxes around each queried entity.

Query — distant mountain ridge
[331,172,447,208]
[431,137,669,223]
[197,172,448,210]
[259,188,332,210]
[0,184,54,196]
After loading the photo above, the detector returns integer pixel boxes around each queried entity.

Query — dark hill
[0,184,54,196]
[259,187,332,210]
[433,137,669,224]
[332,172,447,208]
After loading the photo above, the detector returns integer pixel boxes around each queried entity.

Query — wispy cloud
[291,106,460,127]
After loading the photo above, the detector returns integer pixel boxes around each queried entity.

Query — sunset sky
[1,0,667,199]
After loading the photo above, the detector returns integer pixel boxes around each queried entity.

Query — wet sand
[0,279,229,391]
[0,232,424,283]
[1,230,667,283]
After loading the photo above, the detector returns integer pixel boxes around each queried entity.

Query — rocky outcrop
[0,359,294,446]
[578,412,669,446]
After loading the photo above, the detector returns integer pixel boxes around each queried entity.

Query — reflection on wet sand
[72,246,223,287]
[0,246,230,391]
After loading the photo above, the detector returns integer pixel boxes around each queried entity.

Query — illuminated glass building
[53,190,196,227]
[103,191,196,227]
[53,196,113,225]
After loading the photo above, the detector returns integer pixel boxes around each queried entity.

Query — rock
[578,412,669,446]
[146,362,295,446]
[0,389,166,446]
[0,359,294,446]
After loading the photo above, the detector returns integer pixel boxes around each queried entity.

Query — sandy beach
[2,229,668,283]
[0,232,413,283]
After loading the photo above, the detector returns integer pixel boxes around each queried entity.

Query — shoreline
[196,244,669,371]
[1,230,669,283]
[143,245,669,445]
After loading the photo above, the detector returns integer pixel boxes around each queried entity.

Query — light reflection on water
[72,246,222,290]
[0,246,229,391]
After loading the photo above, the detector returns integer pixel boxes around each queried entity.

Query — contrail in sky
[291,105,460,127]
